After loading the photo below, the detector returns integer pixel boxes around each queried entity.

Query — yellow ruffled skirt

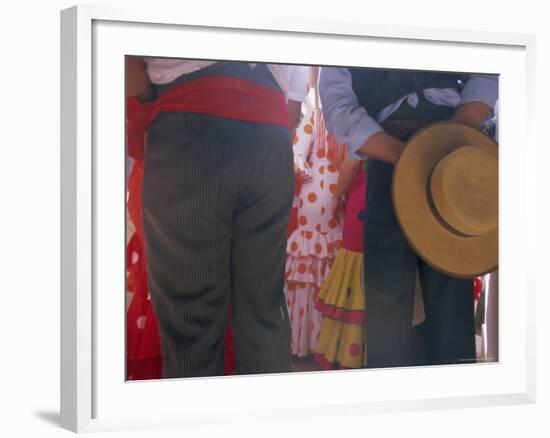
[314,248,366,369]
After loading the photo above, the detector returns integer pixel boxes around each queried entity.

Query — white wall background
[0,0,547,436]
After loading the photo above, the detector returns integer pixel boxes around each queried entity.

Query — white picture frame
[60,4,536,433]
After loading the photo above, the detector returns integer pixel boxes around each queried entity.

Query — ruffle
[314,316,365,369]
[285,282,323,357]
[285,256,333,289]
[285,229,342,287]
[315,249,365,323]
[286,228,342,260]
[284,229,341,356]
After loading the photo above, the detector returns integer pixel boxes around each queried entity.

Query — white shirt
[286,66,309,102]
[143,58,307,101]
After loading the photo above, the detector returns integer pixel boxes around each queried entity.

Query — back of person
[319,66,497,368]
[130,60,299,378]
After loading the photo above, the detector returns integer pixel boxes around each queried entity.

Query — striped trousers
[141,63,294,377]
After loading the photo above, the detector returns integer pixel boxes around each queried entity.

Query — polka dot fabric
[126,162,164,380]
[284,103,345,357]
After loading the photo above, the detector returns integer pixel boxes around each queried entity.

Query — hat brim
[392,122,498,278]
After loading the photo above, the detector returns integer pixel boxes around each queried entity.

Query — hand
[331,195,345,223]
[293,154,312,181]
[451,102,492,130]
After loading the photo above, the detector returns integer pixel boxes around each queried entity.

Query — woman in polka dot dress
[284,70,346,358]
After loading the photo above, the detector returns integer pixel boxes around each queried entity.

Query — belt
[381,119,430,141]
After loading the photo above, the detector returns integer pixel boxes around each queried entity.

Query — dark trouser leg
[142,111,293,377]
[416,262,476,365]
[142,113,235,378]
[363,160,418,368]
[363,160,476,368]
[230,124,294,374]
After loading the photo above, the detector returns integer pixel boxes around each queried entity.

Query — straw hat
[392,122,498,278]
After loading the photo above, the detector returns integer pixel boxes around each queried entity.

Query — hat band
[428,146,498,238]
[425,171,476,238]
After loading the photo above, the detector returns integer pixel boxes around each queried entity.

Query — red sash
[127,75,290,161]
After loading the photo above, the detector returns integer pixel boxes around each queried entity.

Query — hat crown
[430,146,498,237]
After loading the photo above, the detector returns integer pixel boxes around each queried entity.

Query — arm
[126,56,152,100]
[291,105,315,180]
[287,99,303,130]
[287,66,310,130]
[356,131,405,165]
[319,67,405,165]
[451,74,498,129]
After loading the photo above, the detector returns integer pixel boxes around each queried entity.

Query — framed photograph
[60,4,536,433]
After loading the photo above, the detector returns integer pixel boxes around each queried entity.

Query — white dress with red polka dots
[285,99,344,357]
